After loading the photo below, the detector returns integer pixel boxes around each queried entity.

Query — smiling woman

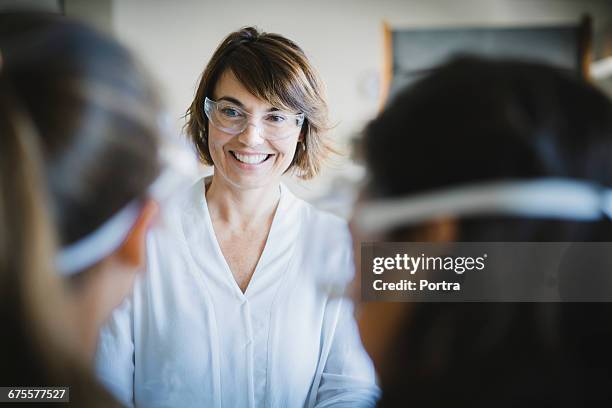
[186,26,334,180]
[96,27,379,408]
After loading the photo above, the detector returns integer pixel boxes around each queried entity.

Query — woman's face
[207,70,302,191]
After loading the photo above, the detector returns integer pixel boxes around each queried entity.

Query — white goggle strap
[55,201,142,276]
[354,178,612,234]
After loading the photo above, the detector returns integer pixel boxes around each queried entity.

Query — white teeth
[233,152,269,164]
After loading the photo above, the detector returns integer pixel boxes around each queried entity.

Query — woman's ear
[115,200,159,268]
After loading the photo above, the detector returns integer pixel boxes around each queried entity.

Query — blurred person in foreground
[352,57,612,406]
[0,11,191,405]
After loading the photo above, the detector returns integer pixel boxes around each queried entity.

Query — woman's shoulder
[285,187,353,267]
[288,188,350,243]
[286,187,355,285]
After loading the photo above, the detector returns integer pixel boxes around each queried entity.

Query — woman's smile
[229,150,275,168]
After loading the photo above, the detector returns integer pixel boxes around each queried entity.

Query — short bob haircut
[185,27,333,180]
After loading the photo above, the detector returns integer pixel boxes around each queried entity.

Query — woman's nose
[238,123,265,147]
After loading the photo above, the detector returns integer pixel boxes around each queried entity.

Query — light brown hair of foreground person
[0,11,163,406]
[0,81,120,407]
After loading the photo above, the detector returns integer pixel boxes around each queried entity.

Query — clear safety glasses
[204,97,305,140]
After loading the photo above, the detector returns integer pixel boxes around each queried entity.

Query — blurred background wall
[2,0,612,216]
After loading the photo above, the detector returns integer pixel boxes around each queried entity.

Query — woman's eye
[266,114,287,123]
[220,107,242,118]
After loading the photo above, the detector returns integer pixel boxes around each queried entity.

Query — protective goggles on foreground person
[55,82,200,276]
[352,178,612,235]
[56,137,198,275]
[204,96,304,140]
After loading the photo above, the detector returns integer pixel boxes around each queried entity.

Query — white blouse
[95,178,379,408]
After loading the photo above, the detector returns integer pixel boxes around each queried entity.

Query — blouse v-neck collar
[182,177,300,301]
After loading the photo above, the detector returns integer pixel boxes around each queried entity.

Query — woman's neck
[205,175,281,229]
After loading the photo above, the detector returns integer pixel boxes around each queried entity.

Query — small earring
[301,141,306,151]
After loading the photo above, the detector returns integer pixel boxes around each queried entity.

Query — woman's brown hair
[185,26,334,180]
